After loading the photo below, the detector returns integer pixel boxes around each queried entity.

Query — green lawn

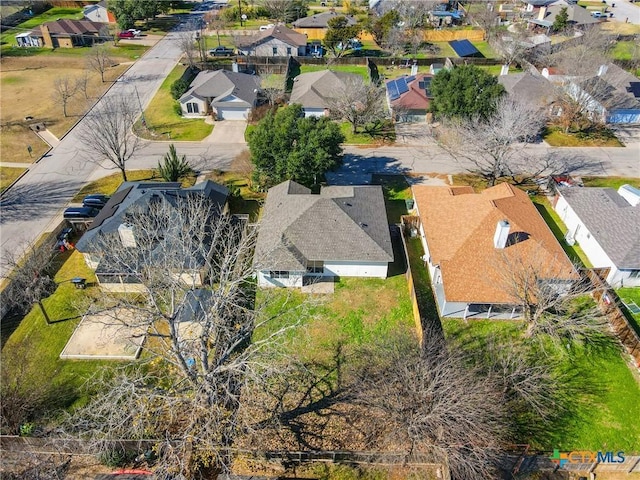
[72,170,164,201]
[532,196,593,267]
[255,276,416,364]
[372,174,411,223]
[472,41,496,58]
[138,64,213,141]
[442,318,640,451]
[1,251,114,426]
[610,41,639,61]
[299,64,370,79]
[544,127,623,147]
[617,287,640,336]
[582,176,640,189]
[203,34,235,49]
[339,120,395,145]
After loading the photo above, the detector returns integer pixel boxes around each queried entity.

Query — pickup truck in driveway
[208,46,234,56]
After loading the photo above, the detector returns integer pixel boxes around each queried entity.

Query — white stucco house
[178,70,261,120]
[254,181,394,288]
[236,24,307,57]
[289,70,361,117]
[413,183,577,319]
[554,184,640,287]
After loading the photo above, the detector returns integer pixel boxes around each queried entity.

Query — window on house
[306,261,324,274]
[629,270,640,279]
[286,47,292,55]
[269,271,289,279]
[186,103,199,114]
[272,47,278,55]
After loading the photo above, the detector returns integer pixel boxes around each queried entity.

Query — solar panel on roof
[397,77,409,95]
[386,80,401,101]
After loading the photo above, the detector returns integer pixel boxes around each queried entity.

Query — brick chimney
[40,23,53,48]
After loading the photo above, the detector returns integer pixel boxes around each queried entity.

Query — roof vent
[493,219,510,249]
[618,184,640,207]
[597,64,608,77]
[118,223,137,248]
[360,222,368,228]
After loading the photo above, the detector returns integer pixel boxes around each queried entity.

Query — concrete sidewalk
[35,128,60,147]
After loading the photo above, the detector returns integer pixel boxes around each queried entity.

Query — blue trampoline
[449,39,482,58]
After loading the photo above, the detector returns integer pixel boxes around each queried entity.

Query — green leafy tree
[552,7,569,32]
[365,10,400,48]
[247,105,344,188]
[323,16,361,58]
[429,65,505,120]
[158,144,193,182]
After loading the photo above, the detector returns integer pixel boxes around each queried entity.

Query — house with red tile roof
[412,183,577,319]
[385,74,433,123]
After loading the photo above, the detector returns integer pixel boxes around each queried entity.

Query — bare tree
[351,330,507,480]
[260,0,301,23]
[259,73,285,106]
[1,241,58,324]
[52,76,77,118]
[490,27,531,67]
[469,2,500,40]
[87,44,112,83]
[205,10,229,47]
[497,252,610,345]
[78,95,143,181]
[327,77,387,134]
[177,28,198,68]
[64,195,305,476]
[75,70,91,101]
[436,97,547,186]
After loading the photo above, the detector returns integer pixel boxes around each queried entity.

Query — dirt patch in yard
[60,308,146,360]
[0,55,129,163]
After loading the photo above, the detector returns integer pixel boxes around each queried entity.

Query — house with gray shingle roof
[292,11,357,30]
[498,71,555,109]
[179,70,261,120]
[236,24,308,57]
[554,185,640,287]
[76,180,229,292]
[254,180,394,287]
[290,70,361,117]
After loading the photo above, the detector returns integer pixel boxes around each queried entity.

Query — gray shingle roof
[180,70,260,108]
[498,72,554,107]
[290,70,361,109]
[292,12,357,28]
[236,24,307,48]
[254,180,394,271]
[560,187,640,268]
[76,180,229,253]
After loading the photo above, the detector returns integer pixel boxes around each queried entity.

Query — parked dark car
[208,46,234,57]
[118,30,136,38]
[63,207,100,220]
[82,194,110,209]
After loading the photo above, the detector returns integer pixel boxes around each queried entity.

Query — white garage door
[217,107,248,120]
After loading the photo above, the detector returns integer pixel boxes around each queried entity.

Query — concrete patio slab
[60,308,147,360]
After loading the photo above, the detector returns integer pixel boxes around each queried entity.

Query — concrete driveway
[203,120,247,144]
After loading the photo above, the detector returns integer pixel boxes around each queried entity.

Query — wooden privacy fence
[0,436,450,478]
[398,219,424,346]
[583,269,640,369]
[293,27,485,42]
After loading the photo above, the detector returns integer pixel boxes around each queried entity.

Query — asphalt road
[0,28,186,277]
[603,0,640,24]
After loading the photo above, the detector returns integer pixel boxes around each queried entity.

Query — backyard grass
[442,318,640,451]
[0,166,27,193]
[255,276,416,365]
[1,250,113,421]
[472,41,496,58]
[582,176,640,189]
[617,287,640,336]
[138,64,213,141]
[299,64,370,79]
[531,196,593,267]
[543,127,623,147]
[610,40,639,61]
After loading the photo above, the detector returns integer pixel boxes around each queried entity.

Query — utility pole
[238,0,243,26]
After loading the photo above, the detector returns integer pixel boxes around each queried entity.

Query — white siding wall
[324,261,388,278]
[251,39,304,57]
[180,96,208,117]
[258,270,304,288]
[555,195,624,285]
[303,107,326,117]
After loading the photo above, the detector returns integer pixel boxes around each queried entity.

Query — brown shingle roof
[413,183,576,304]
